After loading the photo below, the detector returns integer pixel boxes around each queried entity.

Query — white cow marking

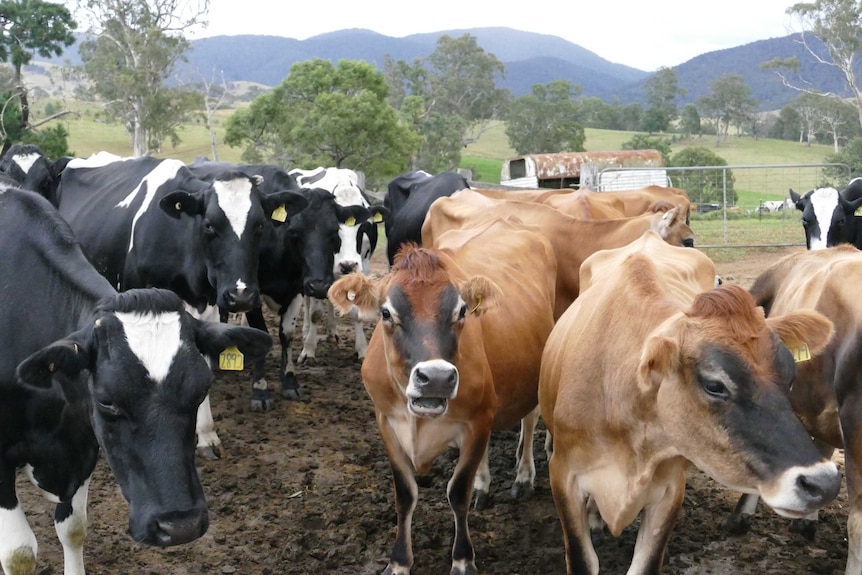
[810,187,840,251]
[12,153,39,174]
[214,178,253,238]
[236,279,247,294]
[115,311,182,384]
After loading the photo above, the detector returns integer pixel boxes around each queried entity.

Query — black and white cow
[384,169,470,266]
[0,143,71,205]
[52,152,307,458]
[790,178,862,250]
[0,186,272,575]
[289,167,388,364]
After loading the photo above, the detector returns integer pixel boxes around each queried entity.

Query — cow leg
[722,493,759,535]
[378,418,419,575]
[511,407,538,501]
[471,445,491,510]
[324,298,340,344]
[0,469,37,575]
[298,296,323,366]
[195,394,221,460]
[280,295,304,400]
[628,466,687,575]
[548,449,599,575]
[448,429,489,575]
[245,306,275,412]
[841,398,862,575]
[787,439,835,541]
[54,478,89,575]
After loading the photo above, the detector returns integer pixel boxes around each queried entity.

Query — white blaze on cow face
[12,153,39,174]
[236,279,247,294]
[114,158,186,252]
[213,177,253,238]
[810,187,840,251]
[115,311,182,384]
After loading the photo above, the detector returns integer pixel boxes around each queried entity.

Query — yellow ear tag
[792,342,811,363]
[272,205,287,222]
[345,216,357,226]
[219,346,244,371]
[373,212,383,223]
[855,206,862,217]
[469,294,483,315]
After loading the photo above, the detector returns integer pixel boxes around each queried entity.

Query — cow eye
[203,220,215,235]
[701,378,729,400]
[380,307,392,322]
[96,401,123,420]
[458,304,467,321]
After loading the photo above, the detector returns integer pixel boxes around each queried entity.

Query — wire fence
[599,163,852,248]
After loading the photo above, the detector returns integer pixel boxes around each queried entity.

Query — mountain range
[33,27,855,111]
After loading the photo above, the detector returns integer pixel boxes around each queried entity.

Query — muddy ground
[17,244,853,575]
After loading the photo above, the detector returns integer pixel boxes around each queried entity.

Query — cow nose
[222,289,260,313]
[411,360,459,397]
[303,279,331,299]
[339,261,359,275]
[151,509,209,547]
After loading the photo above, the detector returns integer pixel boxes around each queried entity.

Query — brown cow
[328,217,557,575]
[423,188,694,320]
[720,245,862,574]
[539,231,841,574]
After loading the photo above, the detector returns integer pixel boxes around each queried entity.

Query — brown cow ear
[637,336,679,393]
[458,276,502,316]
[328,274,380,321]
[767,309,834,358]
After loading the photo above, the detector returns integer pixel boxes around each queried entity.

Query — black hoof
[251,389,275,412]
[281,387,302,401]
[197,444,221,461]
[789,518,817,541]
[722,513,753,535]
[510,481,534,501]
[472,489,491,510]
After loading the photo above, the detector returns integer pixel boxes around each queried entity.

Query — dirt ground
[17,243,854,575]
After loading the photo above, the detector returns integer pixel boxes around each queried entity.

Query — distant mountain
[28,27,856,112]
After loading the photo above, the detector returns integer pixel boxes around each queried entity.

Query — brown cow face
[327,244,500,418]
[640,284,840,519]
[651,207,695,247]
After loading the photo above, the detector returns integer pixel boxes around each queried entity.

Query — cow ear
[328,274,380,321]
[458,275,502,317]
[369,205,390,224]
[262,190,308,225]
[193,320,273,367]
[637,336,679,394]
[789,188,801,206]
[842,195,862,217]
[335,204,371,227]
[16,329,94,398]
[160,190,204,219]
[767,309,834,360]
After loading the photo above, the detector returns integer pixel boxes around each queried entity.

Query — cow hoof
[450,562,478,575]
[383,563,409,575]
[789,518,817,541]
[510,481,534,501]
[251,389,275,412]
[722,513,752,535]
[197,444,221,461]
[472,489,491,510]
[281,387,303,401]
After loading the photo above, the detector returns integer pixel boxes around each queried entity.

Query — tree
[579,97,621,129]
[0,0,76,150]
[762,0,862,132]
[504,80,585,155]
[792,93,821,145]
[697,74,757,146]
[669,146,737,205]
[620,134,673,166]
[680,104,702,139]
[825,136,862,179]
[643,66,685,130]
[768,105,803,140]
[197,67,229,160]
[224,58,419,185]
[76,0,208,156]
[384,34,509,171]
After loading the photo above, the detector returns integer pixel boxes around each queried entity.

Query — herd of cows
[2,142,862,575]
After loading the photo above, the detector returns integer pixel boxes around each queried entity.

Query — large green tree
[76,0,208,156]
[384,34,508,171]
[641,66,685,133]
[763,0,862,133]
[224,58,419,185]
[504,80,585,155]
[0,0,76,150]
[697,74,757,146]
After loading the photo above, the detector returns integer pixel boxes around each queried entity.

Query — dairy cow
[52,152,306,457]
[539,231,841,574]
[790,178,862,250]
[0,144,71,205]
[0,186,272,575]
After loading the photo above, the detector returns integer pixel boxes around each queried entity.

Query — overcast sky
[191,0,799,71]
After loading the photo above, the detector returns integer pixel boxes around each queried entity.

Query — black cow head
[16,288,272,547]
[159,171,309,315]
[0,144,71,206]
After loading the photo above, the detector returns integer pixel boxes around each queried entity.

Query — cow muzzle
[406,359,459,417]
[138,507,210,547]
[220,288,261,314]
[303,278,331,299]
[760,460,841,518]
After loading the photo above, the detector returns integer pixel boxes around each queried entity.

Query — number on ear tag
[792,343,811,363]
[272,205,288,222]
[345,216,356,226]
[219,346,244,370]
